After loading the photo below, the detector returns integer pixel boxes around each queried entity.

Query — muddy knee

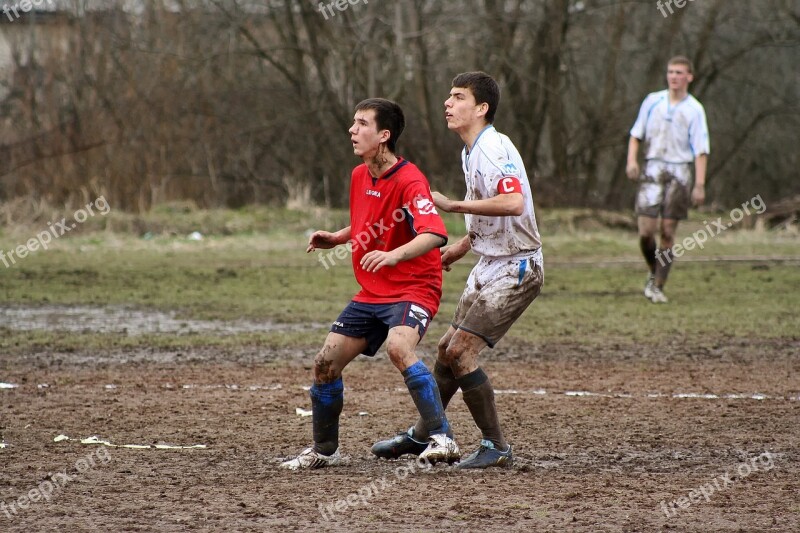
[441,342,467,367]
[313,351,341,383]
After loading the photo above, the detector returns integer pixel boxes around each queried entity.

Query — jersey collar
[466,124,494,155]
[374,157,408,181]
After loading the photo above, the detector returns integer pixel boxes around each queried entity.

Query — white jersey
[630,90,710,164]
[461,125,542,258]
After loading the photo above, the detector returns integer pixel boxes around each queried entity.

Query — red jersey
[348,157,448,316]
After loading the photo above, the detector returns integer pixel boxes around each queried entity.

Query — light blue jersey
[630,90,710,164]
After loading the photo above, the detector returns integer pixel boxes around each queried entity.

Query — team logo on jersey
[408,304,429,327]
[366,189,381,198]
[501,162,520,176]
[415,197,438,215]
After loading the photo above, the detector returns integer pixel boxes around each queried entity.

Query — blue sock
[402,361,450,437]
[310,378,343,456]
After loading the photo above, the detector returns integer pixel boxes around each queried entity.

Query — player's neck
[668,88,689,103]
[364,150,398,179]
[459,122,491,153]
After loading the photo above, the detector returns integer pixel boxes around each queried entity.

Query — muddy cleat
[644,275,655,300]
[456,440,513,469]
[419,433,461,464]
[280,447,342,470]
[649,287,668,304]
[371,427,428,459]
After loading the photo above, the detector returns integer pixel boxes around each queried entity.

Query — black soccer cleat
[371,427,428,459]
[455,439,513,469]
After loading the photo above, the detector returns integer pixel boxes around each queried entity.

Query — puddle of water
[0,305,325,335]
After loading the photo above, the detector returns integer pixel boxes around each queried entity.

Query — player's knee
[437,336,450,359]
[313,352,341,383]
[385,339,411,367]
[442,342,465,366]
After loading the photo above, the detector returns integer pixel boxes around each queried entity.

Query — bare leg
[309,333,367,454]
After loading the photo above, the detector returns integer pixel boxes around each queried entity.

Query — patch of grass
[0,207,797,352]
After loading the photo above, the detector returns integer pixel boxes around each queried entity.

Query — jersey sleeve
[630,94,654,140]
[481,147,524,198]
[688,106,711,156]
[402,179,448,243]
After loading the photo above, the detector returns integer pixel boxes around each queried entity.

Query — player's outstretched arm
[360,233,446,273]
[432,191,523,217]
[306,226,351,253]
[441,235,471,272]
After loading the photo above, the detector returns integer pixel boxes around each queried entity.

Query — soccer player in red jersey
[281,98,461,470]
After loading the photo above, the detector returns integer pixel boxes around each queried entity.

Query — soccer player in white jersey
[627,56,710,304]
[372,72,543,469]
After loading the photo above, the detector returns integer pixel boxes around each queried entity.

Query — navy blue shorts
[331,301,433,357]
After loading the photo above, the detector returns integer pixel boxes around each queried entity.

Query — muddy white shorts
[452,248,544,347]
[635,160,693,220]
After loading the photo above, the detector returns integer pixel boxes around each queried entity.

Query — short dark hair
[451,71,500,124]
[354,98,405,153]
[668,55,694,74]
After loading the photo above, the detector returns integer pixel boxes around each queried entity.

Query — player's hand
[626,161,640,181]
[432,191,454,212]
[306,231,340,252]
[440,245,467,272]
[360,250,399,272]
[692,184,706,206]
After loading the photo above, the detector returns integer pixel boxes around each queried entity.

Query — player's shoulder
[394,158,432,186]
[475,127,521,174]
[643,90,668,106]
[475,127,509,160]
[685,94,707,114]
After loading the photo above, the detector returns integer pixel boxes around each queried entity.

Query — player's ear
[379,129,391,144]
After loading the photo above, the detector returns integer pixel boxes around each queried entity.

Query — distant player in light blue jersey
[627,56,710,303]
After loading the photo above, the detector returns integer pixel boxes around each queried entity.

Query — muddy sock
[310,377,343,456]
[654,248,674,289]
[458,368,508,450]
[403,361,450,437]
[412,361,459,440]
[640,236,657,275]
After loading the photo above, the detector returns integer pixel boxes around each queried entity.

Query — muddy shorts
[451,248,544,348]
[635,160,692,220]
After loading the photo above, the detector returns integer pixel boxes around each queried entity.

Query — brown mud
[1,338,798,532]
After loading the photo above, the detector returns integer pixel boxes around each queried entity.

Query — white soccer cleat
[644,275,655,299]
[419,434,461,464]
[280,447,342,470]
[649,287,669,304]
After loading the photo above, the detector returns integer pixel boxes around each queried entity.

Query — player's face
[444,87,485,131]
[666,64,693,92]
[349,109,388,158]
